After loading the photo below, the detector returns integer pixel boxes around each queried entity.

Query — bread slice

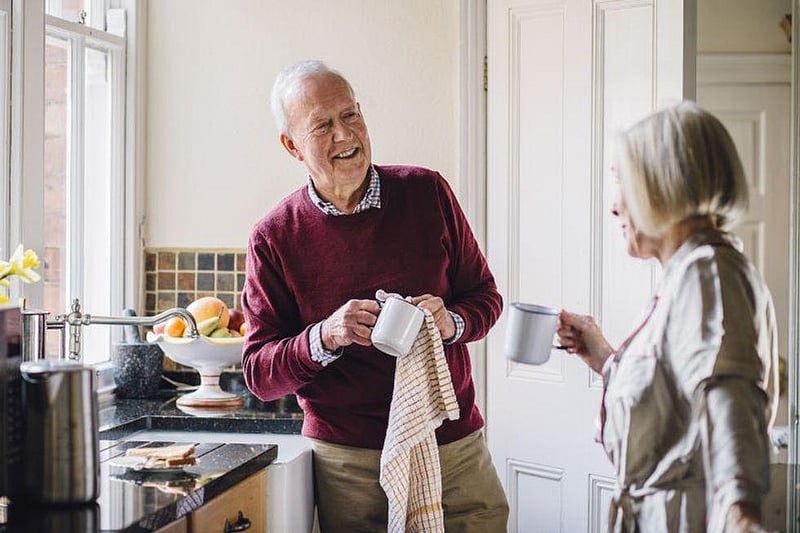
[127,443,196,460]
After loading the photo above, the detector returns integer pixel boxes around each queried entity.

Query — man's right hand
[321,299,381,351]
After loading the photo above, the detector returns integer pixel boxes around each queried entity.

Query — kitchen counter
[99,390,304,439]
[1,388,306,532]
[2,440,277,532]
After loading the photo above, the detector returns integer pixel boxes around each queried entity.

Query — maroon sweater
[242,165,502,449]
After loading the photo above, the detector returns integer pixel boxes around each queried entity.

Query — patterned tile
[198,253,215,270]
[178,252,195,270]
[157,271,176,290]
[216,273,234,291]
[217,253,235,271]
[145,252,157,271]
[177,272,195,291]
[197,272,214,291]
[218,293,234,308]
[157,251,175,270]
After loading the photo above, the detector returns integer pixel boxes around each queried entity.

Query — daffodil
[4,244,41,283]
[0,244,42,303]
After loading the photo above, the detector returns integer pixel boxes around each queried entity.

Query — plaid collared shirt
[307,167,465,366]
[307,166,381,216]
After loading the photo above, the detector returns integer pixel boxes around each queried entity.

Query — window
[46,0,107,30]
[44,5,125,363]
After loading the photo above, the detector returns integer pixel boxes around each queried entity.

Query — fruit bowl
[146,332,244,407]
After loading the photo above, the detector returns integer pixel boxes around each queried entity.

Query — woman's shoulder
[676,240,764,298]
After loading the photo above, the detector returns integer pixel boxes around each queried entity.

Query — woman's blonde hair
[616,101,748,235]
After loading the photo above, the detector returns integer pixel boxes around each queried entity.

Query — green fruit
[196,316,220,336]
[209,327,232,338]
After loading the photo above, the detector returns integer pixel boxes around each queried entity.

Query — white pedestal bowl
[146,332,244,407]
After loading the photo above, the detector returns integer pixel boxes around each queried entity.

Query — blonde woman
[559,102,778,532]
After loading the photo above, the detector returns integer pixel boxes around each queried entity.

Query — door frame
[459,0,489,417]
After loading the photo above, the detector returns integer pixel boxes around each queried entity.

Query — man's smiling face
[281,73,372,191]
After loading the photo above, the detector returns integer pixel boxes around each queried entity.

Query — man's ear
[280,133,304,162]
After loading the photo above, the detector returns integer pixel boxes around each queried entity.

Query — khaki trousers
[312,430,509,533]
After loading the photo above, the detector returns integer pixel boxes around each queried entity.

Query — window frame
[5,1,142,399]
[45,15,127,349]
[0,0,10,262]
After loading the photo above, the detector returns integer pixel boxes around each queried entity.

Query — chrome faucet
[50,298,199,361]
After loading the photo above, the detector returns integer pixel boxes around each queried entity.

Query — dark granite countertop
[1,382,303,532]
[3,440,277,532]
[99,389,304,440]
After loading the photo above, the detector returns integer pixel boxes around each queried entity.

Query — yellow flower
[5,245,40,284]
[0,245,42,306]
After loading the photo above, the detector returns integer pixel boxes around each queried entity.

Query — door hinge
[483,56,488,91]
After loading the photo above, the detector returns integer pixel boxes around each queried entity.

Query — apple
[228,309,244,332]
[153,322,166,335]
[187,296,230,329]
[239,322,247,336]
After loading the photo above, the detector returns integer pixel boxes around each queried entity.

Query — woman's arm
[699,377,772,533]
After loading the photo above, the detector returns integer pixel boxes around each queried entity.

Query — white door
[486,1,696,531]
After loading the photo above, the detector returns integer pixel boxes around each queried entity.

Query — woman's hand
[557,311,614,374]
[726,503,773,532]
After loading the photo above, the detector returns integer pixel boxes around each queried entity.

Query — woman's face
[611,173,659,260]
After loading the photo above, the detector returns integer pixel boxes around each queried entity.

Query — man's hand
[410,294,456,340]
[321,299,380,351]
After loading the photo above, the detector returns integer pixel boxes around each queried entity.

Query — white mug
[371,297,425,357]
[504,303,561,365]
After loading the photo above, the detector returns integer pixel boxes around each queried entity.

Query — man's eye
[313,123,331,134]
[343,112,359,122]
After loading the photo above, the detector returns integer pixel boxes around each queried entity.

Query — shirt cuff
[309,321,343,366]
[443,311,465,344]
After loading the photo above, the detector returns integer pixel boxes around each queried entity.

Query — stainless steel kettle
[19,360,99,504]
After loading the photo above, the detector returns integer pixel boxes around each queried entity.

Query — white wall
[698,0,791,53]
[145,0,460,247]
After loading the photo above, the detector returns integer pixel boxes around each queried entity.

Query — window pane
[44,35,70,357]
[46,0,87,25]
[82,46,113,364]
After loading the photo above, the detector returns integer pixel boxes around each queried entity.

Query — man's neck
[312,171,370,214]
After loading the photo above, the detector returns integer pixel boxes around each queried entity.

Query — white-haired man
[242,60,509,532]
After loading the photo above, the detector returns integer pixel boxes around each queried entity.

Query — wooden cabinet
[155,516,187,533]
[187,469,267,533]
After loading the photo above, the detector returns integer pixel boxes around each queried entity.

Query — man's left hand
[410,294,456,340]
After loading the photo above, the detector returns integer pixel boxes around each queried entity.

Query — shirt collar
[307,166,381,216]
[660,227,743,282]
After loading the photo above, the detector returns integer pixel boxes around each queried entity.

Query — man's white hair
[270,60,354,135]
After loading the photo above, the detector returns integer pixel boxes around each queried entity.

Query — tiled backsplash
[144,248,246,316]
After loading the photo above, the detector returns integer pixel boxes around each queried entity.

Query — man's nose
[331,120,353,142]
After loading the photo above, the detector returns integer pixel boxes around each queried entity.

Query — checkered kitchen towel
[379,308,461,533]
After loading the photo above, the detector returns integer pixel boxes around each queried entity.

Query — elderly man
[242,60,508,532]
